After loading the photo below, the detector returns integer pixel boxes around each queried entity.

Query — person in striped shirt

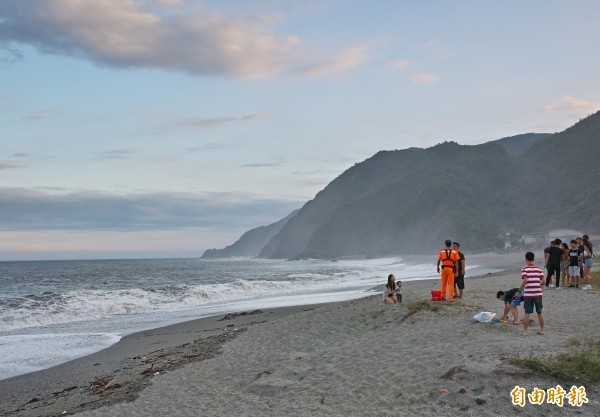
[517,252,545,336]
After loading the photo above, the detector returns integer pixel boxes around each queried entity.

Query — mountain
[201,210,298,258]
[489,133,551,156]
[260,141,512,258]
[257,111,600,258]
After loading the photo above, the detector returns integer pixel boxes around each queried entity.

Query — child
[496,288,522,324]
[395,280,403,303]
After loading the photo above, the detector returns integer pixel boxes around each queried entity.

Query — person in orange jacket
[436,239,460,301]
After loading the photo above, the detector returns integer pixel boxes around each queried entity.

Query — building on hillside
[522,232,548,246]
[548,229,584,244]
[522,229,584,247]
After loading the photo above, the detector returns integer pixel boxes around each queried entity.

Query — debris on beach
[89,377,120,394]
[441,365,466,380]
[25,397,42,404]
[220,309,263,320]
[53,386,78,397]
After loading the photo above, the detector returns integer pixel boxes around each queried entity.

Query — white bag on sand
[473,312,496,323]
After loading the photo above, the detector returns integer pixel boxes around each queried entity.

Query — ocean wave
[0,277,347,332]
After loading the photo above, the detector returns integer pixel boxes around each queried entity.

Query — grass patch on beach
[401,300,441,321]
[511,340,600,384]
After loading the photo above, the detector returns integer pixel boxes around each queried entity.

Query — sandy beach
[1,253,598,417]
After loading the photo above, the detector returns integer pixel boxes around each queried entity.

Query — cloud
[0,0,301,79]
[0,42,23,63]
[13,152,28,158]
[188,143,228,151]
[175,112,270,128]
[138,157,184,165]
[241,112,270,121]
[409,73,439,84]
[417,40,459,60]
[132,108,155,118]
[93,149,137,160]
[25,109,61,120]
[155,0,184,7]
[0,187,301,232]
[298,44,367,77]
[0,161,24,169]
[388,59,410,70]
[176,116,237,128]
[543,96,600,114]
[241,162,282,168]
[240,155,286,168]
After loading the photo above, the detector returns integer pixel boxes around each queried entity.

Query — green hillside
[258,111,600,258]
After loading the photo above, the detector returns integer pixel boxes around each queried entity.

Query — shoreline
[4,252,596,416]
[0,303,334,416]
[1,252,520,382]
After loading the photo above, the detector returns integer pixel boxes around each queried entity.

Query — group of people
[544,235,594,290]
[497,251,546,336]
[435,239,466,302]
[497,234,593,336]
[382,235,593,338]
[383,239,467,304]
[383,274,403,304]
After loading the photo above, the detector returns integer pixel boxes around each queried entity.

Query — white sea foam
[0,333,121,380]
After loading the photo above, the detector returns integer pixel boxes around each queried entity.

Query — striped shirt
[521,263,544,298]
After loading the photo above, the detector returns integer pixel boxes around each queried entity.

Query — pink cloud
[410,73,439,84]
[543,96,600,114]
[298,44,367,77]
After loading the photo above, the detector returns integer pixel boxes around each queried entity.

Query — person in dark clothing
[582,234,594,290]
[577,237,585,279]
[568,239,581,288]
[544,239,563,287]
[452,242,466,299]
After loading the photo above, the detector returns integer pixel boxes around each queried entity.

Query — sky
[1,0,600,260]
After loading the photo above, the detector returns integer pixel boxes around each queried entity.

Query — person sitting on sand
[496,288,523,324]
[518,252,545,336]
[383,274,398,304]
[395,280,403,303]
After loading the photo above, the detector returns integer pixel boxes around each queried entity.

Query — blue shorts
[524,297,543,314]
[584,257,593,267]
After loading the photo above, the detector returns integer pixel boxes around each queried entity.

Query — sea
[0,257,500,381]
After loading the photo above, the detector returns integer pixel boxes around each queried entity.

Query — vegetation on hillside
[210,111,600,259]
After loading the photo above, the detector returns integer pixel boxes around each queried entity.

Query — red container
[431,290,442,301]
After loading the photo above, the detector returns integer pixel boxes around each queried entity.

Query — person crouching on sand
[496,289,522,324]
[383,274,399,304]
